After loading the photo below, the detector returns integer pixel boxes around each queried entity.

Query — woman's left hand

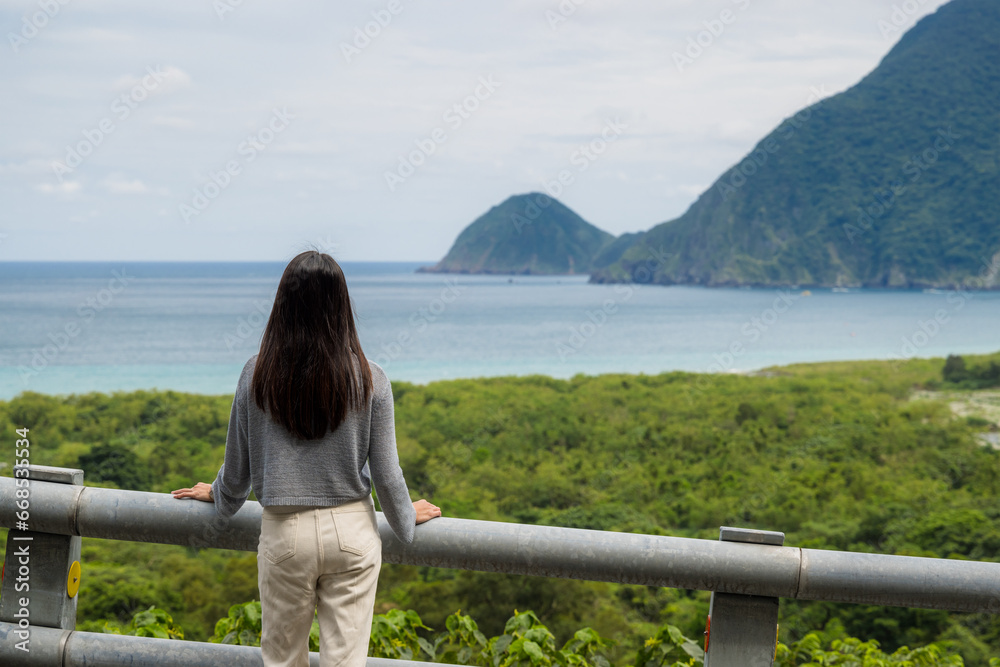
[413,499,441,524]
[172,482,214,502]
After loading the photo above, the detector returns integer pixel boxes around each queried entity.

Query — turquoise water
[1,261,998,399]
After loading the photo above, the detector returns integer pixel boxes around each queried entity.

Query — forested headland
[1,352,999,664]
[424,0,1000,290]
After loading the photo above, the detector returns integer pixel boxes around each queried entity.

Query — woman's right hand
[413,499,441,524]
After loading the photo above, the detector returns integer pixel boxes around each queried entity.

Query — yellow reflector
[67,561,81,598]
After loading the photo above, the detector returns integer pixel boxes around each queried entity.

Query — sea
[1,261,998,400]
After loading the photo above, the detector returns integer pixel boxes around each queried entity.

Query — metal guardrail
[0,621,443,667]
[1,471,1000,666]
[2,476,999,612]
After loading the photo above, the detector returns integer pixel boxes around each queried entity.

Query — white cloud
[0,159,53,175]
[113,65,192,96]
[103,177,148,194]
[35,181,82,196]
[102,175,169,195]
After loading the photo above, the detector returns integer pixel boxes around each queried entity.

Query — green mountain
[420,193,615,275]
[592,0,1000,289]
[590,231,644,271]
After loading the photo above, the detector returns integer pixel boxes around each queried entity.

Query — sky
[0,0,950,262]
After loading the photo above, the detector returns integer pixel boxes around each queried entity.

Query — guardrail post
[0,465,84,631]
[704,526,784,667]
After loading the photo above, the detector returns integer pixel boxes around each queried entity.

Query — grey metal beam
[1,467,83,630]
[2,478,999,613]
[20,465,83,485]
[378,513,802,598]
[0,532,81,629]
[704,527,783,666]
[0,621,448,667]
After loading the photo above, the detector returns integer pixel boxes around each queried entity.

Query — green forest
[2,351,1000,664]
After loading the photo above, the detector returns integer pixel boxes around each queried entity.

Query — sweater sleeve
[212,369,253,518]
[369,373,417,544]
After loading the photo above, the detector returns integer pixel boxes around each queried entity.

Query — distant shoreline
[416,265,1000,292]
[4,352,1000,402]
[3,261,996,292]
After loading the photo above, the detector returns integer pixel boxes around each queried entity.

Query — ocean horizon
[1,260,998,401]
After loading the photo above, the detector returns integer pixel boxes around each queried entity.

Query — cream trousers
[257,496,382,667]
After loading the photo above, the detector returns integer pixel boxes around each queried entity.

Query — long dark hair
[252,251,373,440]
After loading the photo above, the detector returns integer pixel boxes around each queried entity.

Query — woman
[172,250,440,667]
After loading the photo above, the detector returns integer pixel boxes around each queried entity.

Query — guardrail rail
[1,465,998,666]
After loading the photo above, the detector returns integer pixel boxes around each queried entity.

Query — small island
[418,193,633,275]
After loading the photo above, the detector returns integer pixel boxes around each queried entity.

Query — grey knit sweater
[211,354,417,544]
